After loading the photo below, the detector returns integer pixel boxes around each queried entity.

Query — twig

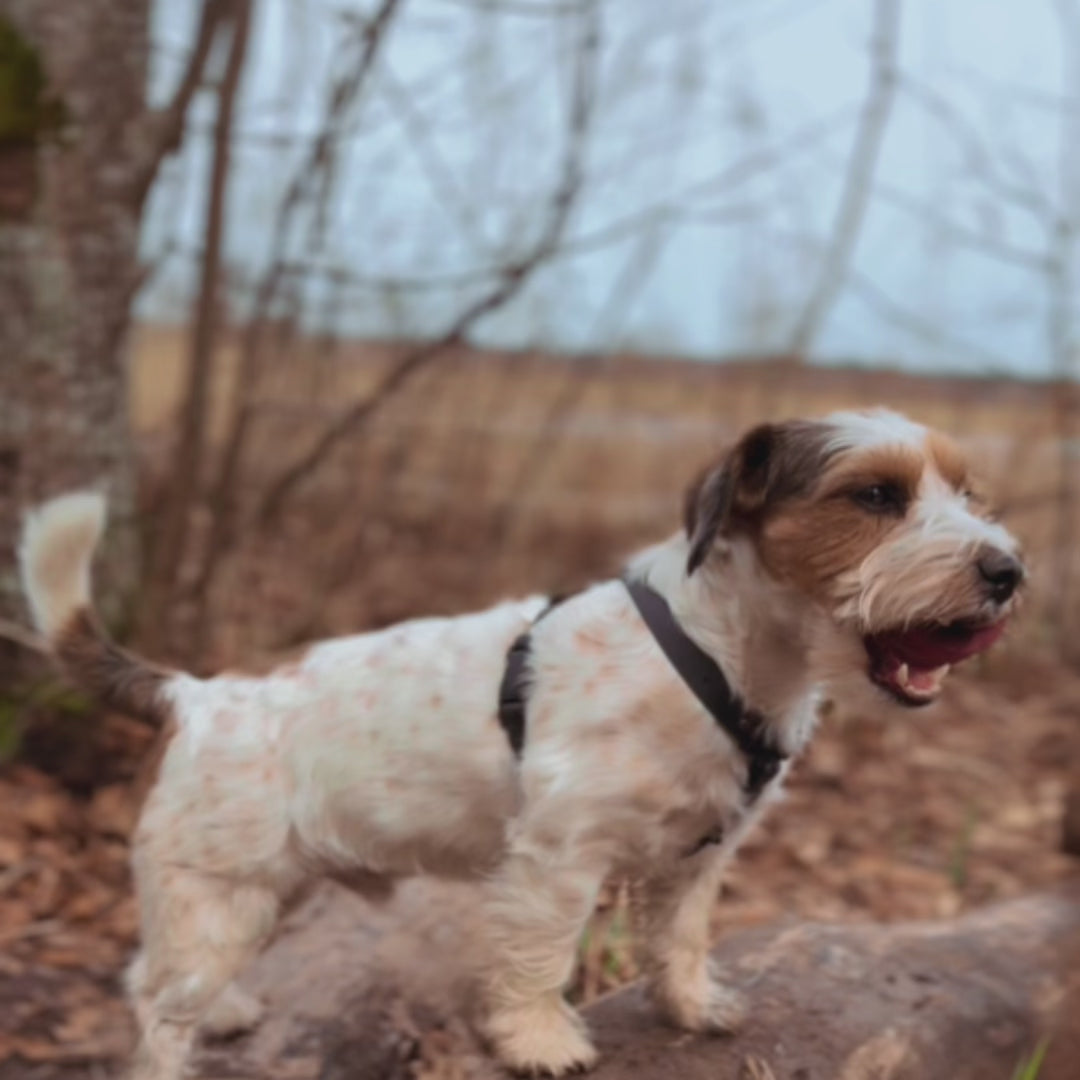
[488,215,674,546]
[255,0,603,525]
[181,0,406,657]
[162,101,851,300]
[865,177,1050,274]
[131,0,231,210]
[788,0,901,356]
[379,61,494,256]
[144,0,253,658]
[431,0,583,14]
[899,71,1054,222]
[1048,0,1080,651]
[775,226,1015,371]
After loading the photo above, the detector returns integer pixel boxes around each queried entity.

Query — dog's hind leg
[126,868,280,1080]
[630,848,744,1035]
[197,876,326,1041]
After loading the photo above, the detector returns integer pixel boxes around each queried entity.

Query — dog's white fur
[20,492,107,639]
[19,409,1022,1079]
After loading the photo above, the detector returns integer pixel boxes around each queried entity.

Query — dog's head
[684,409,1023,707]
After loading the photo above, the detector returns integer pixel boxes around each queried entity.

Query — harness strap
[497,595,566,757]
[496,581,787,804]
[496,634,532,756]
[621,577,786,801]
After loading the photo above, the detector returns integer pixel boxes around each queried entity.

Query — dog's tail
[19,492,170,728]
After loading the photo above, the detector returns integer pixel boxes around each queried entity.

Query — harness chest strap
[496,594,568,757]
[496,578,787,803]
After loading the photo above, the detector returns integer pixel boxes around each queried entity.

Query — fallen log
[259,883,1080,1080]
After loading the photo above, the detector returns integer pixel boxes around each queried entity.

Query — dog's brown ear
[685,424,776,574]
[685,421,828,574]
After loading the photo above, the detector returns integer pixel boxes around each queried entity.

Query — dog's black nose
[977,548,1024,602]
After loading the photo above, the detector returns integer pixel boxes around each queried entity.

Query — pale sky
[141,0,1079,379]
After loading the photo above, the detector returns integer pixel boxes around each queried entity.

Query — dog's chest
[648,754,787,866]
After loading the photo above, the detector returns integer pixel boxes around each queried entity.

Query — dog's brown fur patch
[926,431,969,491]
[55,610,170,729]
[685,421,837,572]
[758,445,924,599]
[817,444,924,502]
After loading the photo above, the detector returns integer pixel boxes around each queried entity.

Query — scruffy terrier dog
[19,409,1023,1079]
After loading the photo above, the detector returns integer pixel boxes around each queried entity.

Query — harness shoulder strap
[497,594,568,757]
[621,577,786,800]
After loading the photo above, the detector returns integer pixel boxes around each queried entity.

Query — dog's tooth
[924,664,949,689]
[897,663,909,688]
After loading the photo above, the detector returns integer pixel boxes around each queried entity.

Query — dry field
[129,324,1070,664]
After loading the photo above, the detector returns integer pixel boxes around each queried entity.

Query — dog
[18,408,1023,1079]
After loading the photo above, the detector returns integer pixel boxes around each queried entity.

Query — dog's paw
[486,998,599,1077]
[651,968,746,1036]
[700,980,746,1035]
[200,983,265,1040]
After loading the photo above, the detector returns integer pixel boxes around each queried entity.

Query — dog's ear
[685,422,828,574]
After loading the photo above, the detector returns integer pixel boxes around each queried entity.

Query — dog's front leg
[481,832,608,1076]
[631,848,745,1036]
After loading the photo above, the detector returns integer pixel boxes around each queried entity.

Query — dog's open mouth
[863,619,1007,706]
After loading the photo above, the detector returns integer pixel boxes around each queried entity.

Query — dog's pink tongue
[872,621,1007,668]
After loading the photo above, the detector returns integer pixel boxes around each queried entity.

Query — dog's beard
[824,545,1014,709]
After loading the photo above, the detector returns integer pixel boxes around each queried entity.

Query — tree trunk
[0,0,149,657]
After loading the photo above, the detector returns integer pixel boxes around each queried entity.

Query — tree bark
[0,1,153,656]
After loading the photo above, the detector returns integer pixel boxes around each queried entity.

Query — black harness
[496,594,568,757]
[496,578,787,805]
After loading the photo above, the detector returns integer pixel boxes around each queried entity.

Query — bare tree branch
[101,240,180,379]
[176,0,406,658]
[1048,0,1080,652]
[177,104,852,298]
[776,225,1015,370]
[255,0,603,525]
[788,0,900,356]
[900,71,1055,222]
[379,61,494,256]
[866,176,1051,273]
[143,0,252,656]
[845,264,1015,372]
[131,0,231,211]
[946,62,1075,114]
[487,215,673,547]
[431,0,583,14]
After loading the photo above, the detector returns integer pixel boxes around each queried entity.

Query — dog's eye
[852,483,906,514]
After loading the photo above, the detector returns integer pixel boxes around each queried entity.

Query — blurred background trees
[0,0,1077,797]
[0,0,1072,859]
[0,5,1078,1074]
[0,0,154,658]
[4,0,1080,668]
